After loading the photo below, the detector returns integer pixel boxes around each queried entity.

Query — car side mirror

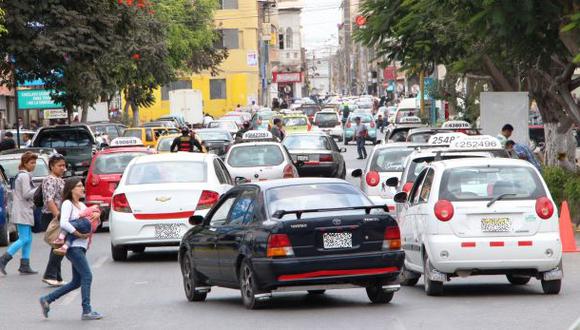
[235,176,249,185]
[188,215,204,226]
[294,160,304,168]
[351,169,362,177]
[385,177,399,187]
[340,147,347,153]
[394,192,408,203]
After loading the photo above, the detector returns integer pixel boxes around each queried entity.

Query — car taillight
[112,193,132,213]
[535,197,554,220]
[267,234,294,257]
[434,200,454,222]
[283,164,295,178]
[383,226,401,250]
[319,154,333,162]
[366,171,380,186]
[90,176,100,187]
[402,182,413,193]
[196,190,219,210]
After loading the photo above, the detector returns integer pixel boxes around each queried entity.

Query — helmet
[181,127,190,135]
[242,121,250,128]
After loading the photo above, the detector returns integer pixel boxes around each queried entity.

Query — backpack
[33,182,44,208]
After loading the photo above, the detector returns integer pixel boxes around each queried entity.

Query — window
[228,190,257,226]
[210,195,237,227]
[215,29,239,49]
[210,79,227,99]
[408,169,428,204]
[126,161,206,185]
[278,33,285,50]
[370,148,414,172]
[94,152,147,175]
[418,169,435,203]
[217,159,234,185]
[227,145,284,167]
[286,27,293,49]
[219,0,238,9]
[145,128,153,142]
[161,80,193,101]
[283,135,331,150]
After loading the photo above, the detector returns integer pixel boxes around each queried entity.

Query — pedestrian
[270,118,285,141]
[0,131,16,151]
[496,124,514,148]
[235,121,251,142]
[341,104,350,127]
[505,140,542,171]
[377,114,385,133]
[272,98,281,110]
[39,177,103,321]
[250,100,260,114]
[0,152,39,275]
[353,117,368,159]
[170,127,203,153]
[41,154,67,287]
[30,120,39,131]
[22,133,33,148]
[235,104,242,112]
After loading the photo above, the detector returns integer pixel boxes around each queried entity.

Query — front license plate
[154,224,182,239]
[481,217,511,232]
[297,155,309,161]
[323,232,352,249]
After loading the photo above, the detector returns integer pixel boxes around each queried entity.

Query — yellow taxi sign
[110,137,144,148]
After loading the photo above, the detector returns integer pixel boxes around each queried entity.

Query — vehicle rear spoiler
[272,205,388,220]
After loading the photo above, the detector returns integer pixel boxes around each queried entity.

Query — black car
[282,132,347,179]
[194,128,233,158]
[179,178,404,309]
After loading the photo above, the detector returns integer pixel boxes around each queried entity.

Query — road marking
[92,256,108,269]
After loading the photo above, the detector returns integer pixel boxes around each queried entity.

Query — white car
[311,110,343,141]
[224,141,298,182]
[395,158,562,295]
[109,152,234,261]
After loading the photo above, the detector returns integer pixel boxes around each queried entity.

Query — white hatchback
[395,158,562,296]
[109,152,234,261]
[312,110,344,141]
[224,142,298,182]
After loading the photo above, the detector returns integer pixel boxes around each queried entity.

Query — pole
[419,71,425,117]
[13,65,21,149]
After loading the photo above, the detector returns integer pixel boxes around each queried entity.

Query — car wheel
[400,264,421,287]
[365,285,394,304]
[307,290,326,295]
[423,253,444,296]
[541,279,561,295]
[111,244,128,262]
[239,259,262,310]
[131,246,146,254]
[0,223,8,247]
[181,252,207,302]
[506,274,531,285]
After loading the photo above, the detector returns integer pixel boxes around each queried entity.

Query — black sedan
[282,133,347,179]
[179,178,404,309]
[194,128,233,157]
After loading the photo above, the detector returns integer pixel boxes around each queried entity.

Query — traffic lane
[340,137,372,186]
[2,232,580,329]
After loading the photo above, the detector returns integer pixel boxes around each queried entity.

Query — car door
[193,192,239,281]
[328,137,344,174]
[400,169,428,268]
[216,188,258,285]
[414,169,435,268]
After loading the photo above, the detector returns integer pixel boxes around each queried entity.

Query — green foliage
[543,166,580,221]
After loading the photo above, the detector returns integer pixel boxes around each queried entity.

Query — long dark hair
[62,176,83,202]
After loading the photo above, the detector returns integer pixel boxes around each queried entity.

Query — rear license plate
[481,217,511,232]
[323,232,352,249]
[297,155,309,161]
[154,224,182,239]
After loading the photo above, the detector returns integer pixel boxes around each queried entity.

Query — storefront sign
[43,109,67,119]
[273,72,302,83]
[247,51,258,66]
[17,89,62,109]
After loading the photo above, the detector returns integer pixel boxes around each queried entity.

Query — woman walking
[41,154,67,286]
[0,152,39,275]
[40,177,103,320]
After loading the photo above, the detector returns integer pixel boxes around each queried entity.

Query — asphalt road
[2,138,580,330]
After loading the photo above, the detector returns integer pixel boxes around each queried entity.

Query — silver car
[224,142,298,182]
[282,132,347,179]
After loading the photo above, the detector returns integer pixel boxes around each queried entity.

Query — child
[53,205,101,256]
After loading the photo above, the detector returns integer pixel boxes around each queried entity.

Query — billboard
[17,89,62,110]
[480,92,529,145]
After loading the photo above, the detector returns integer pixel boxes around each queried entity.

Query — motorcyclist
[234,121,251,142]
[171,127,203,152]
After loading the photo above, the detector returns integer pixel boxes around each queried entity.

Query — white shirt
[60,200,89,249]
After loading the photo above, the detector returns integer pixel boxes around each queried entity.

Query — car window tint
[213,159,227,184]
[145,129,153,142]
[227,145,284,167]
[283,117,307,126]
[157,137,174,152]
[283,135,330,150]
[123,130,142,139]
[210,195,237,226]
[37,130,92,148]
[370,148,413,172]
[94,152,147,174]
[228,190,257,226]
[409,169,428,204]
[0,158,49,179]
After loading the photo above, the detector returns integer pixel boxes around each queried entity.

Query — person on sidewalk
[505,140,542,171]
[40,177,103,321]
[41,154,67,287]
[0,152,39,275]
[353,116,368,159]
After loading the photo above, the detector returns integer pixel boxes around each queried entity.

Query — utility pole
[343,0,351,95]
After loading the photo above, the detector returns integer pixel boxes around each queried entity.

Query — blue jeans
[356,137,367,158]
[43,247,93,314]
[7,224,32,259]
[65,218,92,246]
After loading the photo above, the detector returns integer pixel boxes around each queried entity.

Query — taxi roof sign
[442,120,471,129]
[399,116,422,124]
[242,130,273,140]
[450,135,501,150]
[110,137,144,148]
[428,132,466,146]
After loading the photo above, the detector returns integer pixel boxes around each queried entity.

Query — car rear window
[408,133,431,143]
[439,166,546,201]
[0,158,49,179]
[314,113,339,125]
[407,154,488,183]
[284,117,307,126]
[123,130,142,139]
[283,135,331,150]
[126,161,206,185]
[93,152,148,174]
[37,130,92,148]
[370,148,414,172]
[196,131,231,141]
[267,183,371,219]
[228,145,284,167]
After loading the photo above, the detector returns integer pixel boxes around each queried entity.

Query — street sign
[43,109,67,119]
[17,89,62,109]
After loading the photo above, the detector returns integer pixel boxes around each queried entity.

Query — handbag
[43,207,72,249]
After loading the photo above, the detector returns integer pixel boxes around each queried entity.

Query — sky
[301,0,342,51]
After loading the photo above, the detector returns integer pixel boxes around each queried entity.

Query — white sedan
[224,141,298,182]
[109,152,234,261]
[395,158,562,296]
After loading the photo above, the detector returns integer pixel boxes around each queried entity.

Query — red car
[85,146,156,222]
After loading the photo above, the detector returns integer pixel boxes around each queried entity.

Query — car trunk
[88,173,122,200]
[204,140,230,155]
[123,183,204,219]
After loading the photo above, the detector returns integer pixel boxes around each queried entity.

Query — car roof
[132,152,216,164]
[246,177,349,190]
[408,148,491,159]
[283,113,307,118]
[97,147,152,155]
[432,157,536,170]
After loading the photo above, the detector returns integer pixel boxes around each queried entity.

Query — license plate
[297,155,309,161]
[481,217,511,232]
[154,224,182,239]
[323,232,352,249]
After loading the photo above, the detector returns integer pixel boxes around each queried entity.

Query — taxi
[122,127,179,148]
[383,116,425,143]
[343,112,378,145]
[282,114,311,134]
[85,137,156,223]
[224,131,299,182]
[394,158,562,296]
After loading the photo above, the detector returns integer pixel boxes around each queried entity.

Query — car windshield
[283,135,330,150]
[93,152,147,174]
[157,138,174,152]
[196,131,231,141]
[126,161,206,185]
[37,130,92,148]
[228,145,284,167]
[267,183,371,220]
[396,110,416,122]
[123,130,142,139]
[370,148,414,172]
[315,113,339,125]
[439,166,546,201]
[407,154,488,183]
[0,158,49,179]
[284,117,307,126]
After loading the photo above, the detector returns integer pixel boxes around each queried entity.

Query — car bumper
[426,233,562,273]
[252,250,405,291]
[298,163,339,177]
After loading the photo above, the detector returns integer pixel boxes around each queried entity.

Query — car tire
[365,285,394,304]
[111,244,128,262]
[400,265,421,287]
[239,259,262,310]
[0,223,8,247]
[181,252,207,302]
[506,274,531,285]
[307,290,326,295]
[541,279,561,295]
[423,253,444,296]
[131,246,146,254]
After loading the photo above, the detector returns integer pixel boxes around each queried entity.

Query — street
[1,141,580,330]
